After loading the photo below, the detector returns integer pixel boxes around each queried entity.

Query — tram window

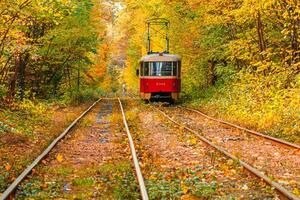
[150,62,158,76]
[144,62,150,76]
[178,61,181,78]
[173,62,177,76]
[150,62,173,76]
[140,62,144,76]
[162,62,172,76]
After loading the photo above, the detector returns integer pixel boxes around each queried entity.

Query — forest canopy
[0,0,111,102]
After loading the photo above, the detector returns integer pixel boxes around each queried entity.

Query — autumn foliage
[0,0,299,140]
[118,0,300,141]
[0,0,109,102]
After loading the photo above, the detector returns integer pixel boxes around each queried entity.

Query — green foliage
[86,162,141,199]
[0,0,103,102]
[0,85,7,100]
[146,167,218,199]
[61,87,104,105]
[17,179,62,199]
[0,100,50,138]
[18,100,48,117]
[147,178,182,199]
[72,177,94,187]
[0,171,9,192]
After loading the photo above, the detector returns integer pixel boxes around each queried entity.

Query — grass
[72,177,94,186]
[15,162,140,200]
[47,166,74,176]
[146,167,218,199]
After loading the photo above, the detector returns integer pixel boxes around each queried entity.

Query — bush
[18,99,48,116]
[61,87,104,105]
[189,72,300,143]
[0,84,7,100]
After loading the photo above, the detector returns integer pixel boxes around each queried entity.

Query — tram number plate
[156,82,166,86]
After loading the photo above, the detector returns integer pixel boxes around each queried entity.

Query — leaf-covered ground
[161,106,300,197]
[0,101,93,194]
[124,99,278,199]
[14,100,139,199]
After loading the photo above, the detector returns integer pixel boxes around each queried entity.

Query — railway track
[0,98,149,200]
[154,105,300,200]
[124,99,281,198]
[2,96,298,199]
[118,98,149,200]
[180,106,300,150]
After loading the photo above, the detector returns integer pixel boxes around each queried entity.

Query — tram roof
[140,53,181,62]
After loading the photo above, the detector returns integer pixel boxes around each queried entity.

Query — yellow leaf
[56,154,63,162]
[293,188,300,196]
[182,185,189,194]
[190,138,197,145]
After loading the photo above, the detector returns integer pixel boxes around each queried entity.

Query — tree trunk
[256,10,266,60]
[77,68,80,91]
[207,60,217,86]
[18,52,29,101]
[7,53,20,101]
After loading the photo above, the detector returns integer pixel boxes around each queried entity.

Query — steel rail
[0,99,101,200]
[180,106,300,150]
[118,98,149,200]
[155,107,299,200]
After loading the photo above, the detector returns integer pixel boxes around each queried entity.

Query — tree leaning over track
[0,0,107,101]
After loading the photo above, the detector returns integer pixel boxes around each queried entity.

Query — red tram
[139,53,181,102]
[137,18,181,102]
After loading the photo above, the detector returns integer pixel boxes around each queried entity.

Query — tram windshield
[142,62,178,76]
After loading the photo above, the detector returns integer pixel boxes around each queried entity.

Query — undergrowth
[0,86,105,137]
[60,87,104,105]
[186,72,300,143]
[0,100,50,138]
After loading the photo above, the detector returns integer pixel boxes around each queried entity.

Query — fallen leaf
[190,138,197,145]
[56,154,63,162]
[293,188,300,196]
[181,194,198,200]
[5,164,11,171]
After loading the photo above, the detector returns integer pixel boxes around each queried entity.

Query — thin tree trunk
[18,52,29,101]
[0,54,13,84]
[7,53,20,101]
[257,10,266,60]
[207,60,217,86]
